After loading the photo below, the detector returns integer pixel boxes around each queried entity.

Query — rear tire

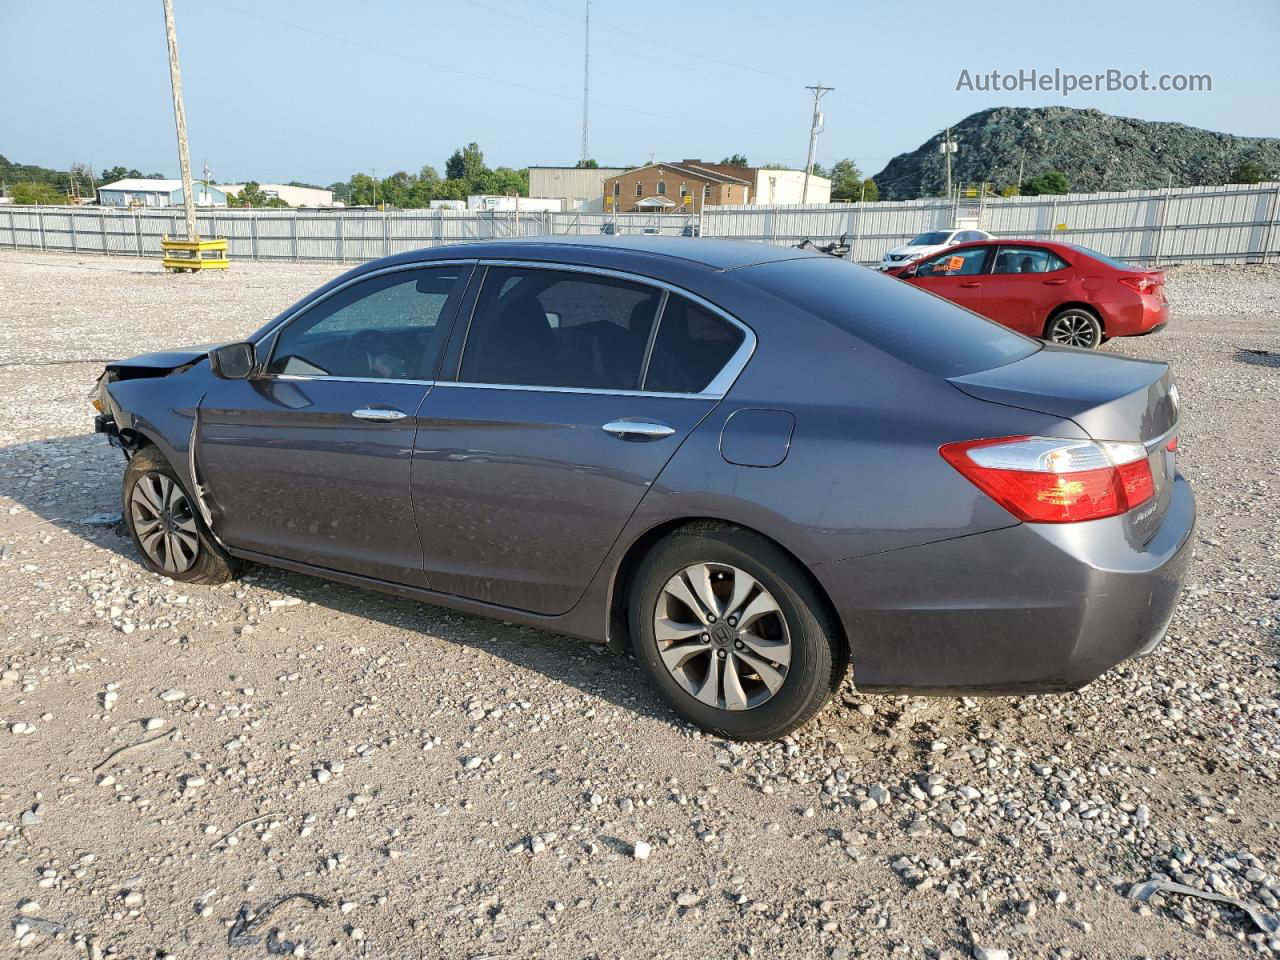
[122,446,242,585]
[1045,307,1103,349]
[629,525,846,740]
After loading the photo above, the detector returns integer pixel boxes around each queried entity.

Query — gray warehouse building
[528,166,629,212]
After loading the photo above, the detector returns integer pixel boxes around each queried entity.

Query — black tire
[122,446,242,585]
[629,524,847,740]
[1044,307,1103,349]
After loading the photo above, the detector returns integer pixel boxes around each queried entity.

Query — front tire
[629,525,846,740]
[1045,307,1103,348]
[122,446,241,584]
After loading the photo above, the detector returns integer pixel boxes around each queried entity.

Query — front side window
[915,246,990,277]
[459,267,661,390]
[991,246,1069,274]
[645,296,745,394]
[268,268,465,379]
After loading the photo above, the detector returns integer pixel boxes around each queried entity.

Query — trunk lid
[949,344,1178,542]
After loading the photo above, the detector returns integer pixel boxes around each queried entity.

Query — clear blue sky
[2,0,1277,186]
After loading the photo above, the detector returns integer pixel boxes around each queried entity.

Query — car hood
[106,343,220,373]
[884,244,937,259]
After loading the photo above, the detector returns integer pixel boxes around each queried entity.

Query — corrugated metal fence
[3,182,1278,266]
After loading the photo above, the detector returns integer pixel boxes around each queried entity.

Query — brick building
[602,161,752,213]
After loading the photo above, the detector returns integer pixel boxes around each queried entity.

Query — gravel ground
[1,250,1278,960]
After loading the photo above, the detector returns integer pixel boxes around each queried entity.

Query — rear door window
[459,267,661,389]
[992,246,1069,274]
[737,257,1038,377]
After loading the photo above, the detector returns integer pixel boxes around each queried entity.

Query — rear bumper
[1109,293,1169,337]
[815,475,1195,694]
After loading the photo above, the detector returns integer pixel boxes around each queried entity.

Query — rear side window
[737,257,1038,378]
[645,296,744,393]
[992,246,1069,274]
[459,267,660,389]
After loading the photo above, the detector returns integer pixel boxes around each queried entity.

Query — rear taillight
[1119,274,1161,295]
[940,435,1155,523]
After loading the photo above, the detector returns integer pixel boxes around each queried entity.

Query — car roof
[376,235,825,272]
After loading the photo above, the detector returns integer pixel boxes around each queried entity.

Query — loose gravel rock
[0,251,1277,958]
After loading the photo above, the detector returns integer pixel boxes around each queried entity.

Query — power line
[518,0,800,83]
[220,2,718,130]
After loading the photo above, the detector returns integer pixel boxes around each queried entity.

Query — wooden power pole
[162,0,198,242]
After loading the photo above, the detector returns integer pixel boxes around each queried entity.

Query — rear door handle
[958,281,981,288]
[602,419,676,441]
[352,407,408,422]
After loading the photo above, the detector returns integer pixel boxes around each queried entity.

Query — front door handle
[1043,278,1068,285]
[602,419,676,441]
[958,281,981,288]
[352,407,408,422]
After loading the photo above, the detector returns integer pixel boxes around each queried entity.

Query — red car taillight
[1119,274,1161,295]
[940,436,1155,523]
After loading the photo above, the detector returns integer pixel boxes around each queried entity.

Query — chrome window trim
[453,259,757,400]
[268,374,437,386]
[250,259,479,356]
[434,381,718,401]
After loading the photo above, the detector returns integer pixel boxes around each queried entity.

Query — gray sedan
[94,236,1194,740]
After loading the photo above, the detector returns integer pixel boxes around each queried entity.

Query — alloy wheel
[653,563,792,711]
[129,472,199,574]
[1047,311,1101,348]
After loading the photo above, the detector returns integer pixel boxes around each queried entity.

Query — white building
[97,178,228,208]
[751,169,831,205]
[219,183,337,207]
[466,195,564,213]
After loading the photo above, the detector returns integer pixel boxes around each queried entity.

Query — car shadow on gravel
[1233,346,1280,368]
[0,432,686,731]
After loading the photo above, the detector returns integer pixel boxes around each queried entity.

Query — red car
[887,239,1168,349]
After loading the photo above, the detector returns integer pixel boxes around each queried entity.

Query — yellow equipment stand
[161,235,230,272]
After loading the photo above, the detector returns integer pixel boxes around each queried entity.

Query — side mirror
[902,264,918,278]
[210,341,256,380]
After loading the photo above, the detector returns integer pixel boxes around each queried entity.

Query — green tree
[860,178,880,202]
[720,154,749,167]
[1021,170,1071,196]
[227,181,288,208]
[574,159,599,169]
[1230,159,1267,184]
[446,143,485,182]
[11,182,62,204]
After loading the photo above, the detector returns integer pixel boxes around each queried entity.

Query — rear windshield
[1068,244,1135,271]
[737,256,1039,377]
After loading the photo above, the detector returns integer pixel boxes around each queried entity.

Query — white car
[878,229,992,271]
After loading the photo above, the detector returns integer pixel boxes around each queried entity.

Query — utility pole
[802,84,834,204]
[580,0,591,164]
[939,128,958,201]
[161,0,198,242]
